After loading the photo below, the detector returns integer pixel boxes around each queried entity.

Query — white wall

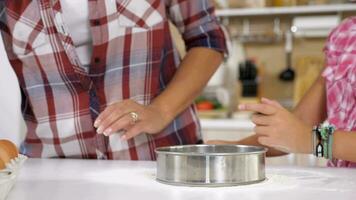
[0,34,26,146]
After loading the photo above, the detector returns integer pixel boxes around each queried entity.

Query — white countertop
[7,159,356,200]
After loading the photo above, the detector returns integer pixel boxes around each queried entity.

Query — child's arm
[293,75,327,126]
[236,98,356,162]
[333,131,356,162]
[232,103,356,162]
[207,75,328,157]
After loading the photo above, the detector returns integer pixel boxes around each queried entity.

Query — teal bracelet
[319,126,328,158]
[327,126,335,159]
[318,122,335,160]
[328,133,333,159]
[324,140,328,159]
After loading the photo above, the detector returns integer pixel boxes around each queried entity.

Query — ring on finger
[129,112,139,124]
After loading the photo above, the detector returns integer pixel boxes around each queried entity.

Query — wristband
[313,125,323,157]
[328,132,334,159]
[314,122,335,159]
[312,126,318,156]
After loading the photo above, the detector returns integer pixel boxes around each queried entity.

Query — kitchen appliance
[155,145,267,187]
[239,59,259,97]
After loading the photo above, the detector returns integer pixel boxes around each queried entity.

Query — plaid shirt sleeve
[165,0,228,55]
[0,4,12,57]
[0,2,6,33]
[0,2,15,59]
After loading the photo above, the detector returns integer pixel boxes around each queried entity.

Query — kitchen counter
[200,118,255,142]
[7,159,356,200]
[200,118,254,131]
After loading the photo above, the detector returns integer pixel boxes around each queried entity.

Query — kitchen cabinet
[216,3,356,17]
[215,3,356,107]
[7,159,356,200]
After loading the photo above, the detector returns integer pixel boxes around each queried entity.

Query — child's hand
[239,98,313,154]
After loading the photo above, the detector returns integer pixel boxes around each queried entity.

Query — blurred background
[171,0,356,166]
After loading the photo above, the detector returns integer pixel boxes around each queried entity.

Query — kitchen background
[171,0,356,166]
[0,0,355,166]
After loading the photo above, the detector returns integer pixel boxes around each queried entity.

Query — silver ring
[129,112,139,124]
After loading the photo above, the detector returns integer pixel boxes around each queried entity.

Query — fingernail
[121,135,127,140]
[103,128,112,136]
[94,120,100,128]
[97,126,104,134]
[238,104,246,110]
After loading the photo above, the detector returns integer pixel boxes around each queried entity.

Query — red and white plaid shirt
[0,0,227,159]
[323,17,356,167]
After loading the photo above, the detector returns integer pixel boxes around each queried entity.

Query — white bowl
[0,155,27,200]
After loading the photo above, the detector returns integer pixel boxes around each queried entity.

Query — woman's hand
[94,100,173,140]
[240,98,313,154]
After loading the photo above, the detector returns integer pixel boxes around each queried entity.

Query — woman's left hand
[94,100,172,140]
[240,98,313,154]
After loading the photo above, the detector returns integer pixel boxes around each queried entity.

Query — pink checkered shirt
[322,17,356,167]
[0,0,227,159]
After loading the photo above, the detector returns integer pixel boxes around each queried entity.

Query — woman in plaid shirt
[0,0,227,159]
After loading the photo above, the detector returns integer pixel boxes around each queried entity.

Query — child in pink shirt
[209,17,356,166]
